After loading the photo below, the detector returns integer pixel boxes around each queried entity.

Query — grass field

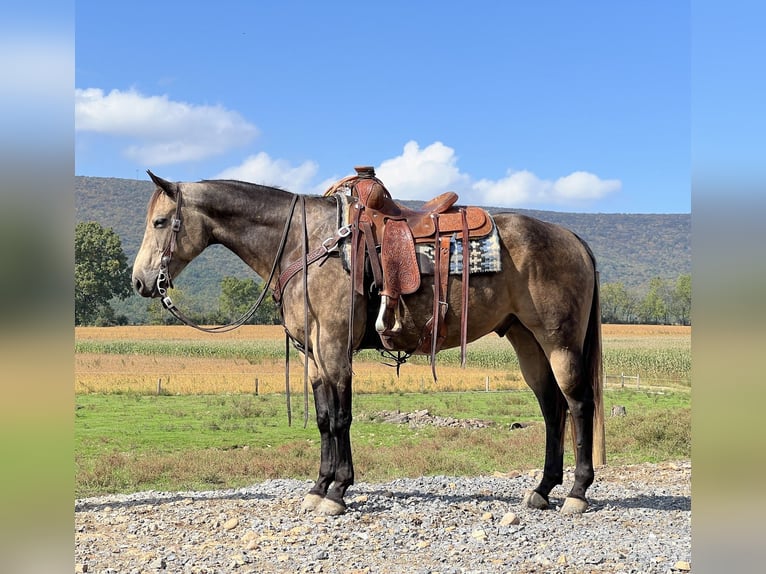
[75,324,691,395]
[75,324,690,497]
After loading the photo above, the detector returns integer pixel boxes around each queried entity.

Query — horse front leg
[300,362,354,516]
[318,379,354,516]
[300,376,335,513]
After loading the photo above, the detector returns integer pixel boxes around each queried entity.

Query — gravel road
[75,460,691,574]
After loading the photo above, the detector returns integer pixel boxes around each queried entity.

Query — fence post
[157,378,162,395]
[636,373,640,390]
[255,378,259,396]
[620,373,624,388]
[485,376,490,392]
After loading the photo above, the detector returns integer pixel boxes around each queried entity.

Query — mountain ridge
[76,176,690,321]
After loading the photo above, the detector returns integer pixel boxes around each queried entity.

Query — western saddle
[326,167,493,373]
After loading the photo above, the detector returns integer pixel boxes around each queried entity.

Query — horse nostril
[133,277,144,294]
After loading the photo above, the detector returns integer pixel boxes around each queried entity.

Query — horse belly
[383,275,512,353]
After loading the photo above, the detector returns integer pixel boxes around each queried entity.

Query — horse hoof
[300,494,324,513]
[521,490,549,510]
[317,498,346,516]
[560,497,588,515]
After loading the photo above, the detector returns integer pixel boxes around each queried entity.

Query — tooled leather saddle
[326,166,494,372]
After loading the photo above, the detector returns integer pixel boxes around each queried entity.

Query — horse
[132,170,605,516]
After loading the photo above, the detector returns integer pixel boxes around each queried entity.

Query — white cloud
[183,134,619,208]
[552,171,622,200]
[215,152,319,192]
[373,140,620,208]
[472,168,621,208]
[375,141,472,200]
[75,87,258,164]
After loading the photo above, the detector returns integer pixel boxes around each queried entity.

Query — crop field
[75,324,690,496]
[75,324,690,395]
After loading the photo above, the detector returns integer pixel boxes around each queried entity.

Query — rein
[156,191,300,333]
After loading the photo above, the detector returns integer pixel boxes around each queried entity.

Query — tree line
[76,221,691,327]
[600,275,690,325]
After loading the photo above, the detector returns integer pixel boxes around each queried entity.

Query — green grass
[75,388,690,497]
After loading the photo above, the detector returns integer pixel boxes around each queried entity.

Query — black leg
[324,379,354,506]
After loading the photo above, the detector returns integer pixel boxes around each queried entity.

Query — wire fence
[75,369,690,396]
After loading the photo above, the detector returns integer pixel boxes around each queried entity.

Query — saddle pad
[415,225,502,275]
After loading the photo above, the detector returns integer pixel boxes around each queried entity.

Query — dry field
[75,324,690,395]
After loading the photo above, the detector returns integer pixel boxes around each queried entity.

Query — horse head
[132,171,207,298]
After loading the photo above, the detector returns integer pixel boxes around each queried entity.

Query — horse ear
[146,170,178,199]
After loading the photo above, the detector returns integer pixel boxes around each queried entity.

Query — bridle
[153,186,358,428]
[155,188,301,333]
[154,188,353,335]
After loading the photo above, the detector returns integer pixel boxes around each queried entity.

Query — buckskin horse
[131,168,605,516]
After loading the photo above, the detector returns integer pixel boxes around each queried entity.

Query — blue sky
[76,1,690,213]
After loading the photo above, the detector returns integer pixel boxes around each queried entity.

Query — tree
[670,274,691,325]
[218,276,280,324]
[637,277,670,324]
[600,282,637,323]
[75,221,133,325]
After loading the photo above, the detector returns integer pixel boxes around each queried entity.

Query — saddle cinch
[326,166,494,369]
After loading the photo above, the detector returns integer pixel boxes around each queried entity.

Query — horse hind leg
[549,347,595,515]
[506,324,568,510]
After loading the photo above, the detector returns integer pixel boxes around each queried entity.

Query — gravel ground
[75,460,691,574]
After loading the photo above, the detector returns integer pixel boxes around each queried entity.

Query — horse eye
[153,217,168,228]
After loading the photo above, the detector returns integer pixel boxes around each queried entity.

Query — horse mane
[200,179,287,193]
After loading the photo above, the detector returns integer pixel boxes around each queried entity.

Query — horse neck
[187,180,302,280]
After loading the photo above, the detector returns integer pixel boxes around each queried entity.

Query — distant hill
[76,176,690,322]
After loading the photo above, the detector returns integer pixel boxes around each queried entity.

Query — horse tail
[580,238,606,466]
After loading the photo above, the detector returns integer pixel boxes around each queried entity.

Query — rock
[481,512,494,521]
[223,517,239,531]
[471,528,487,540]
[74,461,690,574]
[499,512,520,526]
[75,564,88,573]
[611,405,627,417]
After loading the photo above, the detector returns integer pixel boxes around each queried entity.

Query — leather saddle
[327,167,493,370]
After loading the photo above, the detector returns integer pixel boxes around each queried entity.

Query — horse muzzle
[132,273,161,298]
